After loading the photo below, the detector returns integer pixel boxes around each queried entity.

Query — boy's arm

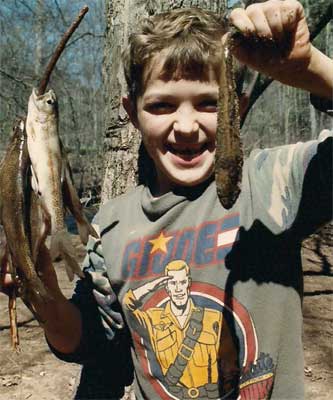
[229,0,333,99]
[26,245,83,354]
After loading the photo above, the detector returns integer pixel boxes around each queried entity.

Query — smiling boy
[1,1,332,399]
[127,76,219,191]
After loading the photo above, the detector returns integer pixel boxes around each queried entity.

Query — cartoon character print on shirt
[121,217,275,399]
[124,263,275,399]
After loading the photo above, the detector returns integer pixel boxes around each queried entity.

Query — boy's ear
[122,96,139,128]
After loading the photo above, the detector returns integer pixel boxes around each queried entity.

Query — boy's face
[130,66,218,194]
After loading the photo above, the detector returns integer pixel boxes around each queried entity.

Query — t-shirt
[52,131,332,400]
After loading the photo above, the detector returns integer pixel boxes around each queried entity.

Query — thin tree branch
[38,32,103,65]
[38,5,89,95]
[15,0,35,15]
[0,69,29,88]
[53,0,67,26]
[66,32,104,48]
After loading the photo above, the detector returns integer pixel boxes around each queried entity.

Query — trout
[26,88,97,281]
[0,119,49,304]
[215,36,243,209]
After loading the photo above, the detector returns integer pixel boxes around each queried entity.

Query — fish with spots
[26,88,98,281]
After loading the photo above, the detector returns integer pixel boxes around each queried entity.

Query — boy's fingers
[229,8,256,37]
[263,2,284,42]
[245,3,273,39]
[280,0,305,31]
[231,1,304,42]
[0,271,19,296]
[1,272,13,286]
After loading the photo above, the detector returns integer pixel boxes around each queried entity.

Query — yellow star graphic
[149,232,173,254]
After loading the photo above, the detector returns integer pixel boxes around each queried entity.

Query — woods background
[0,0,332,205]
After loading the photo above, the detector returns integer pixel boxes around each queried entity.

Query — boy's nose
[173,109,199,136]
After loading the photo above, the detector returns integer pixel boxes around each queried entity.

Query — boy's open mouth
[165,143,208,157]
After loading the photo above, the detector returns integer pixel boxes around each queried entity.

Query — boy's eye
[145,102,175,114]
[197,99,218,112]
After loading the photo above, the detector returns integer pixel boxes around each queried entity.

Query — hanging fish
[26,88,98,281]
[0,118,51,304]
[215,35,243,209]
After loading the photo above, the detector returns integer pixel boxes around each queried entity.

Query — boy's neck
[149,174,214,198]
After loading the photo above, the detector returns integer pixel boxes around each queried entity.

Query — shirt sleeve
[291,130,332,238]
[310,94,333,117]
[247,130,332,237]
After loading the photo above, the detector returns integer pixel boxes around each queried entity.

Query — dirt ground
[0,232,332,400]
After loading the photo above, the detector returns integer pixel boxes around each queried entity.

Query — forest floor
[0,232,332,400]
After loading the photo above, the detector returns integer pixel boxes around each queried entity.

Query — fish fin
[77,219,99,244]
[62,163,98,244]
[30,165,39,195]
[30,192,51,264]
[61,252,78,282]
[21,297,46,324]
[50,229,84,281]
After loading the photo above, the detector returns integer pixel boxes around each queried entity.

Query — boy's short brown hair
[122,7,228,106]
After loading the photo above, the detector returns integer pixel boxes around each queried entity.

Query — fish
[215,35,243,209]
[26,88,98,281]
[0,118,50,305]
[0,229,19,349]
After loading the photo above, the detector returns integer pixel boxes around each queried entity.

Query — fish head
[29,88,58,118]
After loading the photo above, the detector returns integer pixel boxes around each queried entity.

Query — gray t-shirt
[53,132,332,400]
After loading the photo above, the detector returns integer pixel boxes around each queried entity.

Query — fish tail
[21,297,46,324]
[50,229,84,281]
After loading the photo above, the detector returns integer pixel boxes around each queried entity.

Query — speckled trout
[26,88,97,281]
[0,119,49,303]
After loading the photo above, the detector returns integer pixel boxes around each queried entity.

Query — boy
[2,1,332,399]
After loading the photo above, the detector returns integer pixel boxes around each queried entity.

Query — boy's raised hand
[229,0,333,99]
[229,0,311,85]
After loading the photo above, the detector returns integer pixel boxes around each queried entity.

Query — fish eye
[47,99,54,105]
